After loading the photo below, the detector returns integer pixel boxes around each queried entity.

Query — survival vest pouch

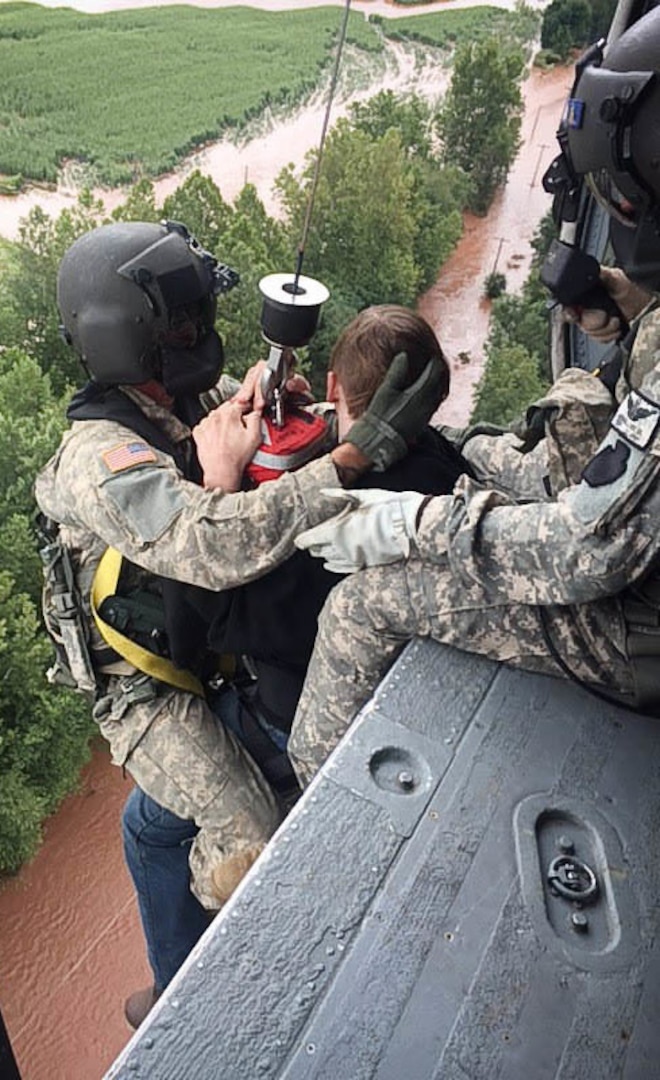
[37,514,97,694]
[91,547,204,697]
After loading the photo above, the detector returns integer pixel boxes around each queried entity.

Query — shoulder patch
[611,390,660,450]
[102,441,158,474]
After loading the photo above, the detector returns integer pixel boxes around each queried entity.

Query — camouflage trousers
[288,554,631,787]
[94,677,282,909]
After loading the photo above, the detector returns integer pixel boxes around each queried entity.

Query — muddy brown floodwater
[424,62,572,425]
[0,744,150,1079]
[0,62,570,1080]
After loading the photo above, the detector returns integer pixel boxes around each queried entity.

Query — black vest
[68,383,210,672]
[180,426,471,729]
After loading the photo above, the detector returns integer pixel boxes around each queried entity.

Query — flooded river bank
[0,54,570,1079]
[0,62,570,428]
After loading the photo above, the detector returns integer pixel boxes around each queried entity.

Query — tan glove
[563,267,653,344]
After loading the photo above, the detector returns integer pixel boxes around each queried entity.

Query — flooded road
[424,62,571,424]
[0,55,570,1080]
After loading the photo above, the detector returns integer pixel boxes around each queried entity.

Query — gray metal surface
[107,640,660,1080]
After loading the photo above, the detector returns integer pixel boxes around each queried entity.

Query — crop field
[0,2,534,186]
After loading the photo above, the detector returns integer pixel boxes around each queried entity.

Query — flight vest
[61,384,209,695]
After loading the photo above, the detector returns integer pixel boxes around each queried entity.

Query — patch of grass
[0,3,379,184]
[373,4,539,50]
[0,2,538,186]
[0,173,23,194]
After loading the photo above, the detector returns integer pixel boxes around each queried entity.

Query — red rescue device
[246,272,331,485]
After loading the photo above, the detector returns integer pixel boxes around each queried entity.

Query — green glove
[295,488,427,574]
[344,352,445,472]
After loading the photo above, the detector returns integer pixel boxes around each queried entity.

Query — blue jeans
[122,786,213,992]
[122,686,294,990]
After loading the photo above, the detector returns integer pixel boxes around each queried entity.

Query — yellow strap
[91,547,204,697]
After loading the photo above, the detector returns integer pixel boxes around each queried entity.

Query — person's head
[57,220,238,396]
[326,305,450,439]
[564,7,660,288]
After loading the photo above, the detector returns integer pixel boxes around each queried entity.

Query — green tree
[411,161,466,292]
[350,90,435,160]
[277,121,420,306]
[162,171,234,255]
[220,184,294,376]
[0,350,93,874]
[470,341,548,426]
[110,178,160,223]
[587,0,617,40]
[541,0,592,56]
[349,90,466,291]
[438,39,525,215]
[1,191,106,393]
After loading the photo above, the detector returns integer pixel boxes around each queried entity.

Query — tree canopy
[438,38,525,215]
[541,0,592,56]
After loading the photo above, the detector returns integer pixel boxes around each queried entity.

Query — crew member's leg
[289,556,629,786]
[98,680,283,1025]
[126,687,283,911]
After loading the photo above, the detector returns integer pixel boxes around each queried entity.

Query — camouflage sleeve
[413,308,660,606]
[460,431,552,501]
[37,419,347,590]
[526,368,615,494]
[620,302,660,393]
[415,380,660,607]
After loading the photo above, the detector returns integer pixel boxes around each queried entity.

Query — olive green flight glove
[295,488,429,574]
[343,352,445,472]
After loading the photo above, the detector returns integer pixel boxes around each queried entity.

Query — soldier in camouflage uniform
[290,9,660,786]
[35,221,444,1024]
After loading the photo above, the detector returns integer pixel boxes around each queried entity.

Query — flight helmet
[565,7,660,286]
[57,220,239,394]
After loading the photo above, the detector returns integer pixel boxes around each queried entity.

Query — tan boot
[124,984,161,1030]
[211,844,264,906]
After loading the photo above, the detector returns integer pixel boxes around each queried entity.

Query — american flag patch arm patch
[102,441,158,473]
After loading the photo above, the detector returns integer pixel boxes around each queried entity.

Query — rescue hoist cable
[256,0,351,425]
[294,0,352,289]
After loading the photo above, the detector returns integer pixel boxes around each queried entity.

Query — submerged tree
[541,0,593,56]
[438,38,525,215]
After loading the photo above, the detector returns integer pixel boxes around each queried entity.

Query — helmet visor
[162,296,218,350]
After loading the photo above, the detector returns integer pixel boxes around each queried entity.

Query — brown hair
[329,305,450,418]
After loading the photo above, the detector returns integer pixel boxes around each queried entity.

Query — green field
[0,2,536,186]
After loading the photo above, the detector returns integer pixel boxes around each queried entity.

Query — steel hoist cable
[294,0,352,288]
